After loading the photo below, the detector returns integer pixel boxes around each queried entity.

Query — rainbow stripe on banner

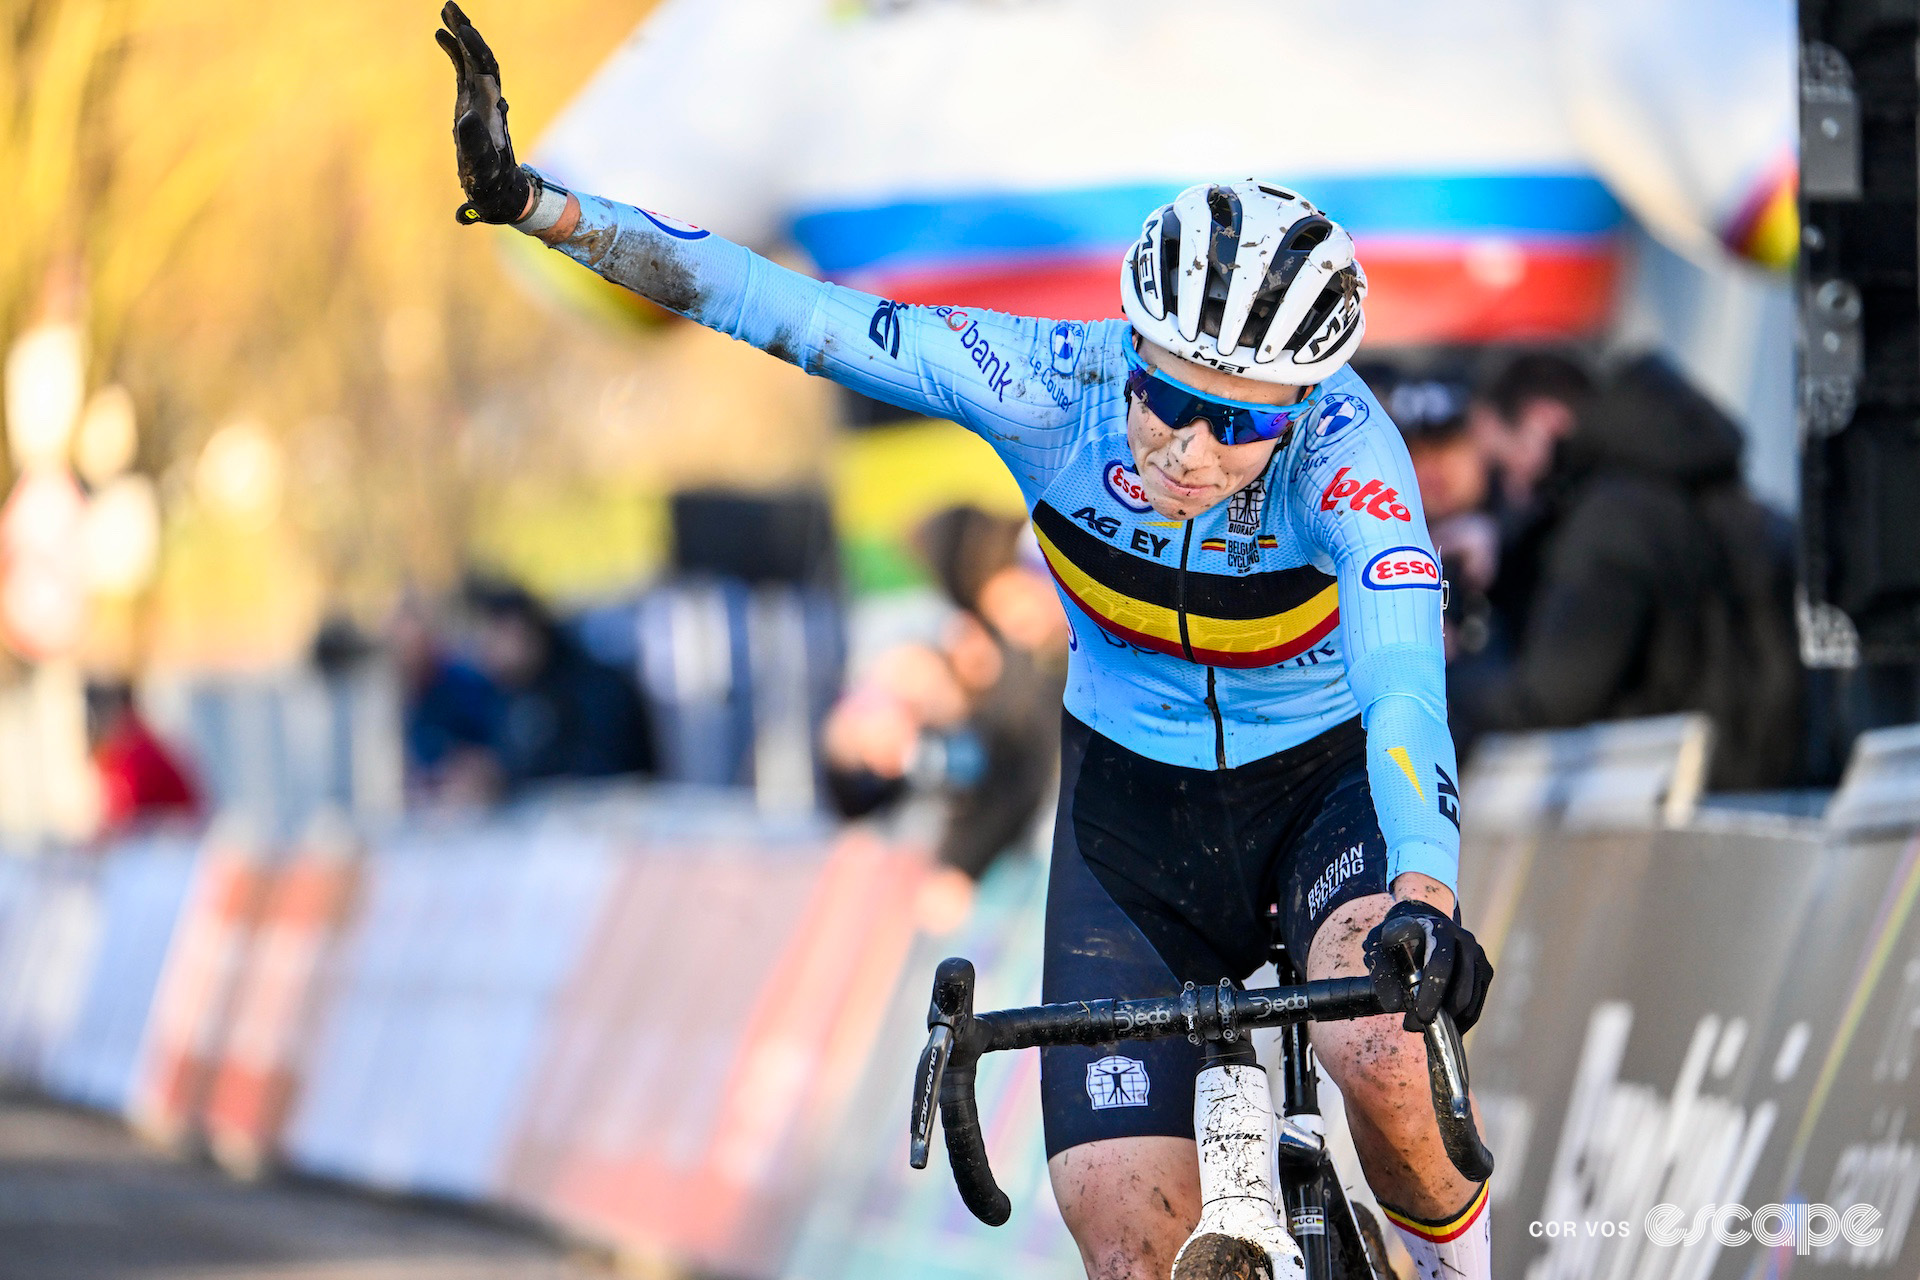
[793,173,1625,343]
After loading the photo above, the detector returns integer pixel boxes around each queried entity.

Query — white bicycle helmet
[1121,181,1368,386]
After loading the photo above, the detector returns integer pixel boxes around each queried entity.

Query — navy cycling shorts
[1039,711,1388,1159]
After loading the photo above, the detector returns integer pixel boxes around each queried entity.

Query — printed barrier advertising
[0,721,1916,1279]
[1462,722,1920,1280]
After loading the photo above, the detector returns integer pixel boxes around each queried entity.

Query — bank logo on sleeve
[1363,546,1441,589]
[1305,394,1369,452]
[1103,460,1153,512]
[1086,1055,1151,1109]
[638,208,711,240]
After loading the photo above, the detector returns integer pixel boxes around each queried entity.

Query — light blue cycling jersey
[541,193,1462,893]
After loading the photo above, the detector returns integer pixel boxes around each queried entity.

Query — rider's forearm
[515,187,1088,487]
[1346,644,1462,898]
[532,191,825,357]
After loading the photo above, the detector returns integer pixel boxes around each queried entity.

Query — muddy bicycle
[910,915,1493,1280]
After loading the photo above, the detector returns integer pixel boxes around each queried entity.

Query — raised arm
[436,3,1086,492]
[1284,382,1462,900]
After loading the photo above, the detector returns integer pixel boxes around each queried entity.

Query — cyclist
[438,6,1495,1277]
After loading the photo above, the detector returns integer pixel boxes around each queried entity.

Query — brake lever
[1376,916,1495,1182]
[909,1022,953,1169]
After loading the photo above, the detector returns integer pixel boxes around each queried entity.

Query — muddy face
[1124,339,1307,521]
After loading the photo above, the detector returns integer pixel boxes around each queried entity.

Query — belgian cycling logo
[637,208,710,241]
[868,300,903,359]
[1306,394,1369,452]
[1086,1055,1150,1109]
[1226,476,1267,536]
[1307,843,1368,918]
[1049,321,1085,376]
[1103,461,1153,512]
[1362,546,1441,590]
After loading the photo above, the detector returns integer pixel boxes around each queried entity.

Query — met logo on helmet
[1304,394,1369,452]
[1363,546,1441,590]
[1103,460,1152,512]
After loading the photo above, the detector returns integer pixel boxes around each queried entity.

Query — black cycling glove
[437,2,532,225]
[1363,899,1494,1034]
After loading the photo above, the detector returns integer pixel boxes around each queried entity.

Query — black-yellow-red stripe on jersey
[1032,501,1339,669]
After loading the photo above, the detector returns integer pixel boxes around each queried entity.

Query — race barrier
[0,720,1916,1279]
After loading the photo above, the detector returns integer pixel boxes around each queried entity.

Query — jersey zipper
[1174,522,1229,769]
[1205,668,1227,770]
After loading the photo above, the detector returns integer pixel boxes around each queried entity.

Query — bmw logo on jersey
[1305,394,1369,453]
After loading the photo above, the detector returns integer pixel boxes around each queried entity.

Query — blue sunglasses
[1122,340,1323,445]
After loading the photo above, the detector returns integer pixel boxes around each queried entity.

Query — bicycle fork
[1175,1042,1308,1280]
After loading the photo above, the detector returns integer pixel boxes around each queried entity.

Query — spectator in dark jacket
[463,576,656,788]
[1457,354,1801,788]
[387,592,506,805]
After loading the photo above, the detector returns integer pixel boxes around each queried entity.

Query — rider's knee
[1317,1016,1426,1110]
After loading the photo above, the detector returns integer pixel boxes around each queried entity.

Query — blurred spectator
[1373,371,1502,664]
[823,505,1068,900]
[87,682,201,835]
[387,592,506,806]
[1465,351,1595,647]
[463,575,656,788]
[1457,354,1801,789]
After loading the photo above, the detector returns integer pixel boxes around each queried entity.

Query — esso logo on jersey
[1362,546,1442,591]
[639,208,710,241]
[1104,460,1153,512]
[1305,394,1370,452]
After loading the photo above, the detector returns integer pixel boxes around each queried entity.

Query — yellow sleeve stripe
[1388,745,1425,800]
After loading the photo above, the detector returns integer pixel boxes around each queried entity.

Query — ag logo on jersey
[1049,321,1085,376]
[1362,546,1441,590]
[1305,394,1369,453]
[1087,1055,1150,1109]
[1104,460,1153,512]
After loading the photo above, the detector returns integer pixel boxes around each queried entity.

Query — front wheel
[1172,1233,1274,1280]
[1345,1204,1394,1280]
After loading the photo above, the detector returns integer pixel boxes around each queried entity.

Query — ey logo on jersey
[1305,394,1369,452]
[1104,461,1153,512]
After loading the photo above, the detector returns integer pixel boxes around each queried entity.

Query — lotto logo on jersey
[1363,546,1441,589]
[1305,394,1369,452]
[1320,467,1412,522]
[1104,460,1153,512]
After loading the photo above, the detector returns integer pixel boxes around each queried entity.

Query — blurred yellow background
[1,0,1020,674]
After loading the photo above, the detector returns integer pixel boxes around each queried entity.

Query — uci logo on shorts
[1086,1055,1150,1109]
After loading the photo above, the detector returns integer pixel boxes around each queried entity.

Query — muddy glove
[1363,899,1494,1034]
[436,2,532,225]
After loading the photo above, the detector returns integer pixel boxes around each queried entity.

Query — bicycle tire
[1172,1233,1274,1280]
[1347,1203,1394,1280]
[1306,1166,1393,1280]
